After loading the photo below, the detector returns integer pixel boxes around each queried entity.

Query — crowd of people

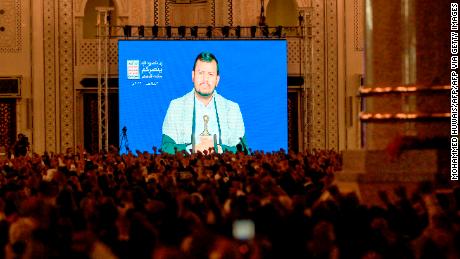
[0,146,458,259]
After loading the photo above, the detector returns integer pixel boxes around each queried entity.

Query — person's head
[192,52,220,98]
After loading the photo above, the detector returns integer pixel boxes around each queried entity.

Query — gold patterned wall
[44,0,75,152]
[309,0,339,150]
[0,100,16,147]
[44,0,57,152]
[0,0,22,53]
[35,0,349,152]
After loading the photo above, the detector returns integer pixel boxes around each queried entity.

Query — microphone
[191,132,195,154]
[239,137,248,154]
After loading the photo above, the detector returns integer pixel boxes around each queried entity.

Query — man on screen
[161,52,247,154]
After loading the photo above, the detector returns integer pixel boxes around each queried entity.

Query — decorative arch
[81,0,116,38]
[75,0,128,17]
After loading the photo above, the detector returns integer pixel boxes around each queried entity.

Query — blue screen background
[119,40,287,153]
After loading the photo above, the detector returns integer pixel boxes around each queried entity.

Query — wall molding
[165,0,170,25]
[309,0,339,150]
[310,0,326,149]
[227,0,233,26]
[326,0,338,149]
[44,0,75,152]
[353,0,364,51]
[58,0,75,150]
[0,0,22,53]
[154,0,159,25]
[44,0,57,152]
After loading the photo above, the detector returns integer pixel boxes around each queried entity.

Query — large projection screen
[119,40,287,153]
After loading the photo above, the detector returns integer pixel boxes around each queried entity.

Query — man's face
[192,59,220,96]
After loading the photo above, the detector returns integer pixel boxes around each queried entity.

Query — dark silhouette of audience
[0,146,458,259]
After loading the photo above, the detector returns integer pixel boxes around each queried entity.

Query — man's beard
[195,86,215,97]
